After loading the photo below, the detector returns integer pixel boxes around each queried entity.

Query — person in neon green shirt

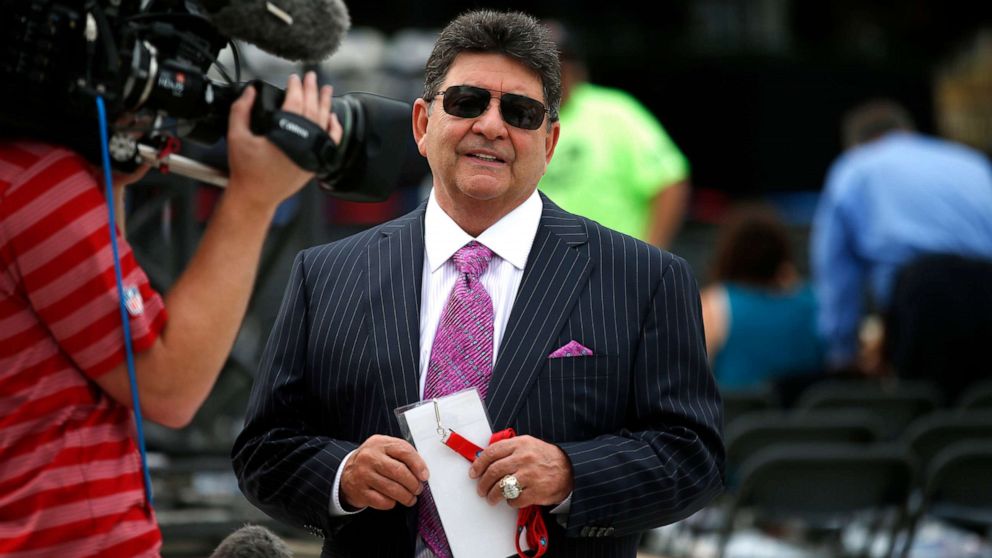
[539,21,690,247]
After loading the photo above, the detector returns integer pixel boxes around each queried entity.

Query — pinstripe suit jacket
[233,195,724,558]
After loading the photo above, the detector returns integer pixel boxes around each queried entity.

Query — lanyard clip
[433,399,448,440]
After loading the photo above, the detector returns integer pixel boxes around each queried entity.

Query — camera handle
[135,80,341,188]
[248,80,342,177]
[134,80,405,202]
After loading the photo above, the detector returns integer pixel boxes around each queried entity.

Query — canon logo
[278,118,309,139]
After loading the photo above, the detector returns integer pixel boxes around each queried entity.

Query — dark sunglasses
[435,85,553,130]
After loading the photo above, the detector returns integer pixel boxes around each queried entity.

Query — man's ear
[412,98,430,157]
[545,120,561,165]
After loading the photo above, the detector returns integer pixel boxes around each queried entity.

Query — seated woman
[701,205,825,392]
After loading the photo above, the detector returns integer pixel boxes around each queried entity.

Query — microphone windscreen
[209,524,294,558]
[205,0,351,62]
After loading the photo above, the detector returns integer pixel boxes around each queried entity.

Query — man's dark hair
[423,10,561,126]
[710,204,794,287]
[841,99,916,149]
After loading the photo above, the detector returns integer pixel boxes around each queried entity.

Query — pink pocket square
[548,340,594,358]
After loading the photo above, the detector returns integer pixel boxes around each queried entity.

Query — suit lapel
[487,197,592,429]
[367,205,426,422]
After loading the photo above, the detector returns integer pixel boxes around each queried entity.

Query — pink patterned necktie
[418,241,495,558]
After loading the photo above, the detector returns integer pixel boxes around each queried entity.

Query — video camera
[0,0,410,201]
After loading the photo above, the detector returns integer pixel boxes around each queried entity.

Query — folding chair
[899,441,992,557]
[721,387,779,431]
[922,441,992,527]
[718,443,915,558]
[903,410,992,469]
[958,379,992,411]
[725,409,883,489]
[796,379,940,439]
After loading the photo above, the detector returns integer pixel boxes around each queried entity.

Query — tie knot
[452,241,494,279]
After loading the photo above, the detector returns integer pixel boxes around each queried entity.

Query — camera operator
[0,71,340,555]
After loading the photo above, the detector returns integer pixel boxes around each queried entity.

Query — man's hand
[225,71,342,213]
[340,435,429,511]
[469,435,573,509]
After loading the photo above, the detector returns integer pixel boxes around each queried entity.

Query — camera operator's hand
[225,71,342,213]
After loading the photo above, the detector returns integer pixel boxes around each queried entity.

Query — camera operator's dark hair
[422,10,561,128]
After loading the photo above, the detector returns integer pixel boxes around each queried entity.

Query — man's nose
[471,98,508,139]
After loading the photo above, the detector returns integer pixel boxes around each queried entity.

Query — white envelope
[398,389,518,558]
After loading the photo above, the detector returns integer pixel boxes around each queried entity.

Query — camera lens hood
[320,92,410,202]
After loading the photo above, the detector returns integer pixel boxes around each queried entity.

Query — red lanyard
[442,428,549,558]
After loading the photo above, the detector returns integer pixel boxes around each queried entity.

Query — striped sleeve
[0,144,166,379]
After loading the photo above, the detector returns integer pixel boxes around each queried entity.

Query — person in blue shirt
[811,99,992,375]
[701,205,825,391]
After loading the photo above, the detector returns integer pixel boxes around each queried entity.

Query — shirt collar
[425,188,543,273]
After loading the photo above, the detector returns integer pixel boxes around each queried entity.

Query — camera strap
[263,110,337,173]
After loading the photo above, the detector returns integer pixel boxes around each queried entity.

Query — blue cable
[95,96,155,508]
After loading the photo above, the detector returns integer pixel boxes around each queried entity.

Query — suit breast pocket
[545,354,616,379]
[520,355,628,441]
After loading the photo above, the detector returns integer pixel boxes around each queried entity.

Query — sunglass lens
[501,94,546,130]
[440,86,547,130]
[442,86,490,119]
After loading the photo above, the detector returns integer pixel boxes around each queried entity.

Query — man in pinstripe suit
[233,10,724,558]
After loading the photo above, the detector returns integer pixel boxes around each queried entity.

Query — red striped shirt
[0,141,166,556]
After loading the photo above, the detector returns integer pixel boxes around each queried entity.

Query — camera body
[0,0,408,201]
[1,1,228,158]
